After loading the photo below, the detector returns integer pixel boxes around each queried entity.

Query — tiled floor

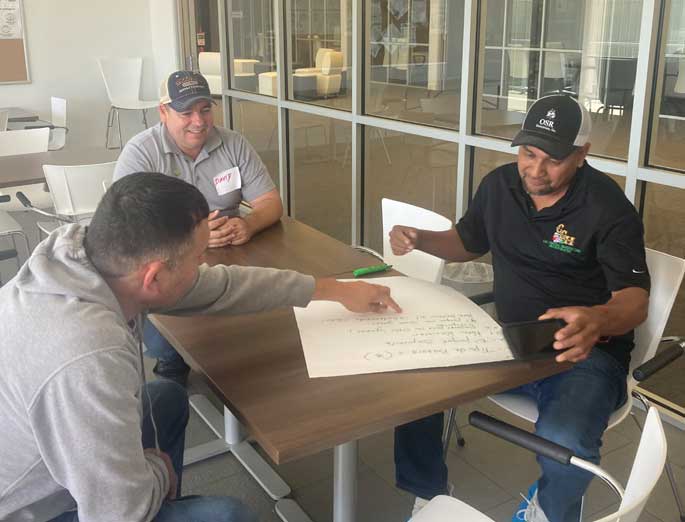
[172,362,685,522]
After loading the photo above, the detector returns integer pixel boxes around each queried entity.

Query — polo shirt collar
[509,162,588,218]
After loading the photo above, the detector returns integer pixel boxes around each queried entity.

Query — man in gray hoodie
[0,173,400,522]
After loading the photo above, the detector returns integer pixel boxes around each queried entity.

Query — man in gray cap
[389,95,650,522]
[114,71,282,384]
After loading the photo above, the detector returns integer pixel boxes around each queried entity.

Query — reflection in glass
[365,0,464,129]
[290,111,352,242]
[287,0,352,111]
[363,129,457,253]
[648,0,685,172]
[477,0,644,160]
[179,0,221,86]
[640,182,685,407]
[228,0,277,96]
[231,99,280,189]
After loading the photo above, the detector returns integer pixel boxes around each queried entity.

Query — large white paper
[294,276,513,378]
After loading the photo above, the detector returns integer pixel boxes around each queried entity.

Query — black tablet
[502,318,567,360]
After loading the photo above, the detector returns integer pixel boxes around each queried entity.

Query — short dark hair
[85,172,209,277]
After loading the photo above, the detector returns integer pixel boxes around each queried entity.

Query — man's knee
[535,407,603,461]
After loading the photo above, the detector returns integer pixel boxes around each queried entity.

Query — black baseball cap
[511,95,592,159]
[159,71,213,111]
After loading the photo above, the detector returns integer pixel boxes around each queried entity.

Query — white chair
[258,71,278,96]
[0,110,8,132]
[97,57,158,149]
[17,162,116,237]
[0,196,30,285]
[381,198,452,284]
[0,127,49,156]
[412,407,667,522]
[48,97,67,151]
[444,249,685,516]
[0,128,52,215]
[199,52,222,95]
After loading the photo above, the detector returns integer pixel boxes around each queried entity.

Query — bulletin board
[0,0,29,84]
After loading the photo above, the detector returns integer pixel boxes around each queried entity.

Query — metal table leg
[333,440,358,522]
[184,394,312,521]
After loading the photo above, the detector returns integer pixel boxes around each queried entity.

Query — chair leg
[665,461,685,522]
[105,106,115,149]
[442,408,466,460]
[116,108,123,149]
[375,128,392,165]
[630,409,685,521]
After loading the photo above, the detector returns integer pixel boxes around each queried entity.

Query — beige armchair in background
[293,48,345,98]
[199,52,222,95]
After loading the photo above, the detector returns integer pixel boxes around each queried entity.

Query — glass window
[231,99,280,189]
[477,0,644,161]
[178,0,222,72]
[365,0,464,129]
[639,181,685,408]
[228,0,277,96]
[212,98,226,127]
[289,111,352,242]
[363,128,457,252]
[647,0,685,172]
[287,0,352,111]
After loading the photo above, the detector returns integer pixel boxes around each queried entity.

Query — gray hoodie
[0,225,315,522]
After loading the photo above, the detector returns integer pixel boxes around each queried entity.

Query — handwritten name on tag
[213,167,242,195]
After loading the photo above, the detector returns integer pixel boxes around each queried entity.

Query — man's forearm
[243,197,283,235]
[416,228,481,262]
[592,287,649,336]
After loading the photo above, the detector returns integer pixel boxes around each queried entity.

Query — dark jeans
[50,380,255,522]
[144,319,186,366]
[394,348,627,522]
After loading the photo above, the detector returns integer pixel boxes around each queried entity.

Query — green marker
[353,263,393,277]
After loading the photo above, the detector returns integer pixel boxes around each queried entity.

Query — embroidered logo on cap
[536,107,558,133]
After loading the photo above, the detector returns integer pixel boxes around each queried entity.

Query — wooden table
[0,147,119,189]
[152,218,565,522]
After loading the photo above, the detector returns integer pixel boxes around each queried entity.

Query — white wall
[149,0,181,92]
[0,0,179,148]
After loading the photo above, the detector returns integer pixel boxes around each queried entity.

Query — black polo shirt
[456,161,650,371]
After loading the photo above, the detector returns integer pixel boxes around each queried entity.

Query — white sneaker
[515,491,550,522]
[410,483,455,519]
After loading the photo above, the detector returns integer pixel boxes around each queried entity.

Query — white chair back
[200,52,223,95]
[97,57,144,104]
[382,198,452,284]
[42,162,116,217]
[0,110,8,132]
[594,408,667,522]
[0,128,50,157]
[200,52,221,76]
[49,97,67,151]
[628,249,685,385]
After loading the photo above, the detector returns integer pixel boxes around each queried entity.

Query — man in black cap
[114,71,283,385]
[389,95,650,522]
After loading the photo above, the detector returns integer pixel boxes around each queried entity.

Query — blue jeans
[49,380,255,522]
[144,318,186,366]
[394,348,627,522]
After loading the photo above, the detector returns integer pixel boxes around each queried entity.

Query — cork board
[0,0,29,83]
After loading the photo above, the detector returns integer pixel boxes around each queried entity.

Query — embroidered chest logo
[543,224,582,254]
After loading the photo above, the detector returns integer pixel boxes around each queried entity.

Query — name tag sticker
[213,167,242,195]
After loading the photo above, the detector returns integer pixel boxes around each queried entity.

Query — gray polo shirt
[113,123,275,217]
